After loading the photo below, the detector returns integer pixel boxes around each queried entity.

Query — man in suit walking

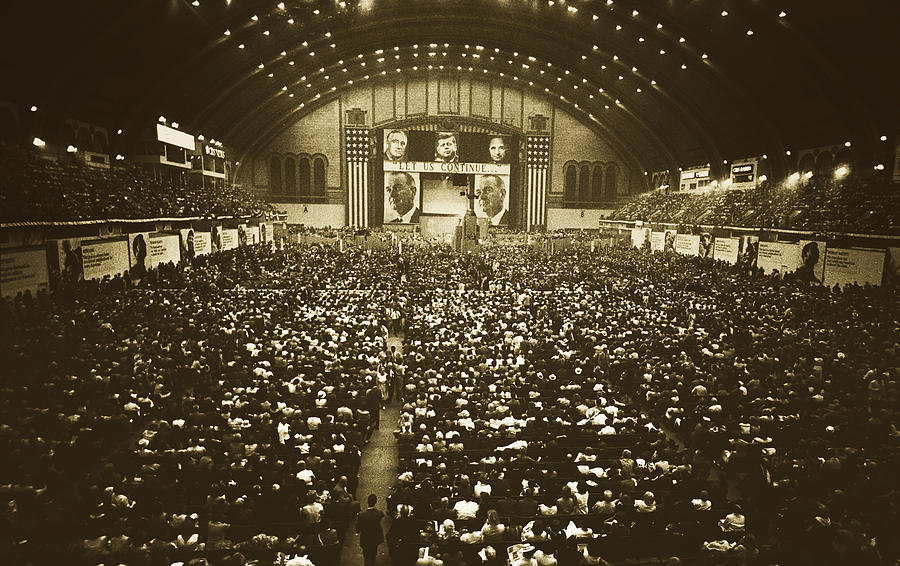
[356,493,385,566]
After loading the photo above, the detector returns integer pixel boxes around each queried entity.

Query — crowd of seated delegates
[608,178,899,234]
[0,242,414,565]
[380,245,897,565]
[0,145,275,222]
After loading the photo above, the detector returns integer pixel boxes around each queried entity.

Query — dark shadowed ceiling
[2,0,897,178]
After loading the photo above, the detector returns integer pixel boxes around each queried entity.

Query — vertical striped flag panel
[526,135,550,230]
[345,128,369,227]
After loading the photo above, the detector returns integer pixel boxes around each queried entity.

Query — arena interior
[1,1,899,565]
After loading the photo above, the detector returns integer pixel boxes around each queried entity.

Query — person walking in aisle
[356,493,385,566]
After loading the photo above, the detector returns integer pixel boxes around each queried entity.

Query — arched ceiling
[3,0,897,179]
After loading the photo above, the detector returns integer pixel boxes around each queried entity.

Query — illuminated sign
[695,170,710,178]
[681,171,695,180]
[156,124,195,150]
[204,145,225,158]
[732,164,754,174]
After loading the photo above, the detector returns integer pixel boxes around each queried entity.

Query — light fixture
[746,29,754,36]
[721,10,728,16]
[32,137,46,148]
[198,135,205,141]
[158,116,166,123]
[844,141,851,147]
[116,154,125,161]
[30,105,37,112]
[117,129,123,135]
[762,154,767,159]
[251,14,258,21]
[192,0,199,6]
[632,9,639,16]
[875,164,885,171]
[171,122,179,129]
[881,135,888,142]
[788,172,800,183]
[834,166,849,179]
[277,1,285,8]
[804,171,813,179]
[224,29,231,35]
[759,175,768,182]
[67,145,77,153]
[785,150,791,156]
[779,11,787,17]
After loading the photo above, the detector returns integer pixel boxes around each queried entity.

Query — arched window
[269,155,282,193]
[591,164,604,202]
[578,163,591,202]
[298,157,311,196]
[815,152,834,177]
[313,156,327,195]
[563,162,577,202]
[284,156,297,194]
[799,154,815,177]
[605,164,618,200]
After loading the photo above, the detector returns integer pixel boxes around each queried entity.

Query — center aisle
[340,335,404,566]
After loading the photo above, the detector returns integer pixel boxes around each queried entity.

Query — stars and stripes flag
[526,135,550,230]
[345,128,369,227]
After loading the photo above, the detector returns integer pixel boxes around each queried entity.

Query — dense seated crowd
[0,145,275,222]
[2,235,898,565]
[609,177,900,234]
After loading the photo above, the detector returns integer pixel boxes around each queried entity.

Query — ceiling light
[32,137,46,148]
[117,129,123,134]
[759,175,768,182]
[116,154,125,160]
[171,122,179,129]
[224,29,230,35]
[30,105,37,112]
[880,135,887,141]
[834,166,849,179]
[657,23,663,29]
[779,11,786,17]
[875,164,885,170]
[238,44,245,49]
[632,9,639,16]
[701,53,708,59]
[67,145,77,153]
[287,18,294,24]
[251,14,258,21]
[746,29,754,36]
[721,10,728,16]
[277,1,285,8]
[158,115,166,122]
[262,30,270,36]
[786,150,791,155]
[679,37,685,43]
[615,24,622,31]
[844,141,851,147]
[192,0,199,6]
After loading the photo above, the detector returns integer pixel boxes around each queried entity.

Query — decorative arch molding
[265,151,329,198]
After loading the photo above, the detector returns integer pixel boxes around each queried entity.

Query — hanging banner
[258,223,270,243]
[193,231,212,256]
[1,247,49,299]
[81,238,130,281]
[699,233,713,258]
[650,231,665,252]
[796,240,826,283]
[128,232,151,280]
[148,234,181,268]
[884,247,900,287]
[713,237,740,264]
[738,235,759,269]
[824,248,885,287]
[631,227,650,249]
[757,242,801,276]
[663,229,677,254]
[220,228,239,250]
[179,228,196,261]
[245,225,260,245]
[675,234,701,256]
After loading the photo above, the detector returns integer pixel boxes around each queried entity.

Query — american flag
[526,135,550,230]
[345,128,369,227]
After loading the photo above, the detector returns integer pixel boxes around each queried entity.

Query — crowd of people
[2,231,898,565]
[609,178,900,235]
[0,145,275,222]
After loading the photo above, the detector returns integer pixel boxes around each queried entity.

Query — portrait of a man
[476,174,509,226]
[488,136,507,163]
[384,129,408,161]
[384,171,420,223]
[434,132,458,163]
